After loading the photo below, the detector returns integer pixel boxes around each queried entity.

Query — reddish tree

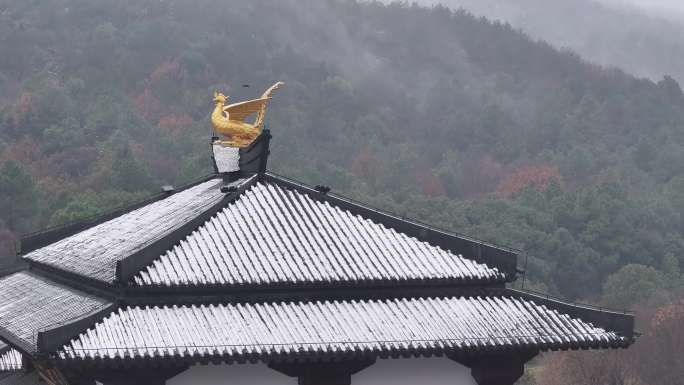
[133,88,163,123]
[11,91,33,128]
[635,300,684,385]
[44,147,99,179]
[350,148,379,180]
[536,350,637,385]
[148,154,180,181]
[2,138,42,171]
[460,155,505,198]
[414,169,446,197]
[149,59,185,105]
[149,59,182,85]
[497,164,563,198]
[158,114,194,137]
[130,142,147,161]
[537,297,684,385]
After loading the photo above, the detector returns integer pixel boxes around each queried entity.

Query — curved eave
[510,289,635,340]
[52,293,634,369]
[51,339,631,369]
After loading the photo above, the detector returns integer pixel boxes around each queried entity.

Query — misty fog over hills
[400,0,684,84]
[598,0,684,20]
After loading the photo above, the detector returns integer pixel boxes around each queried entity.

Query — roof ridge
[20,173,219,255]
[114,175,260,284]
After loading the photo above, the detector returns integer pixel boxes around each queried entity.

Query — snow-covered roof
[133,180,504,288]
[2,130,636,372]
[0,272,111,351]
[23,178,228,283]
[0,347,21,372]
[59,295,627,363]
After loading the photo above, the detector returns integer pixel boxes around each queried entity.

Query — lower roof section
[0,271,112,353]
[0,346,21,372]
[57,294,630,365]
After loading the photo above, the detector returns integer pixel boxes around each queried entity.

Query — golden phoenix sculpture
[211,81,284,147]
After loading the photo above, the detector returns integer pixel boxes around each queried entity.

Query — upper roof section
[132,178,505,289]
[20,179,516,291]
[22,177,229,284]
[19,130,518,292]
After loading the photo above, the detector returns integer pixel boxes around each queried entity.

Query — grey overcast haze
[393,0,684,83]
[599,0,684,17]
[410,0,684,19]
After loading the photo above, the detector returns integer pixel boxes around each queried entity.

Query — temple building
[0,128,634,385]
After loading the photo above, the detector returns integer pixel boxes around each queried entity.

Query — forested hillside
[404,0,684,84]
[1,0,683,307]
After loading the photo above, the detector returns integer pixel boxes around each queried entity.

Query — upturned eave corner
[510,288,636,342]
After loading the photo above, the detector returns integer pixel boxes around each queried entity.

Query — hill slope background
[0,0,683,306]
[403,0,684,84]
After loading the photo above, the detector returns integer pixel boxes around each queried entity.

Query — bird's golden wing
[223,98,270,122]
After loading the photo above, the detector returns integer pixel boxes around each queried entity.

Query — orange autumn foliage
[415,169,446,197]
[350,149,379,180]
[158,114,194,137]
[2,138,42,170]
[133,88,163,123]
[11,91,33,127]
[497,165,562,198]
[150,59,182,85]
[460,155,504,198]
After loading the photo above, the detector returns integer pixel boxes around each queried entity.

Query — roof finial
[211,81,284,148]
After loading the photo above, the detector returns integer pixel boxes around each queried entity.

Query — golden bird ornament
[211,81,284,148]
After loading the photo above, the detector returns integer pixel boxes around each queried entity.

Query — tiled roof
[59,295,627,362]
[0,347,21,372]
[0,272,111,351]
[133,181,503,288]
[23,178,227,283]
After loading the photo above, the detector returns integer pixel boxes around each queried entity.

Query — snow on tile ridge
[0,348,22,372]
[23,178,228,283]
[60,295,623,360]
[134,181,503,287]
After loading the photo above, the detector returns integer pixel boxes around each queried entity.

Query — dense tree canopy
[0,0,683,306]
